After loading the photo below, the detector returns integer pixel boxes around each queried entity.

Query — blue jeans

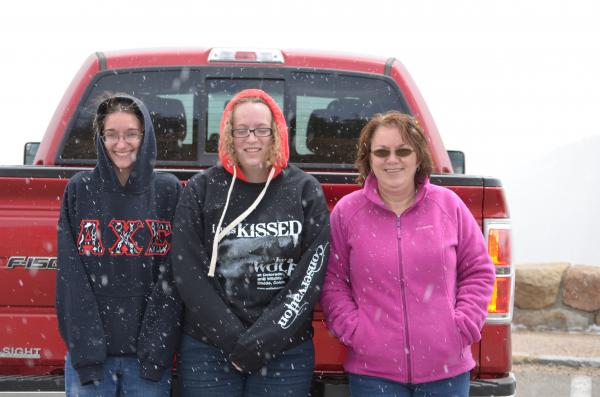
[349,372,470,397]
[177,334,314,397]
[65,354,171,397]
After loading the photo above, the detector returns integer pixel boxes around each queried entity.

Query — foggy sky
[1,0,599,265]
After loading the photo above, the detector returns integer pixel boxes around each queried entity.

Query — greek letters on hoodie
[320,173,495,384]
[55,95,183,385]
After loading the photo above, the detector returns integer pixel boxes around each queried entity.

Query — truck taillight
[488,276,511,314]
[488,228,511,266]
[208,48,284,63]
[484,219,514,323]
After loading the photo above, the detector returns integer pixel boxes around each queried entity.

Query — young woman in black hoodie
[172,89,330,396]
[56,94,182,397]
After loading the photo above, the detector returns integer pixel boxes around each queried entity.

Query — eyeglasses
[371,147,414,158]
[101,129,144,144]
[231,127,273,138]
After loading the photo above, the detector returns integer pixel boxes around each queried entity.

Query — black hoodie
[55,95,182,385]
[171,89,330,373]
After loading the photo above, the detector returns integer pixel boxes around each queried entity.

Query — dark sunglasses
[371,147,414,158]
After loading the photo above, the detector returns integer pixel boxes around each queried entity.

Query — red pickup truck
[0,48,515,396]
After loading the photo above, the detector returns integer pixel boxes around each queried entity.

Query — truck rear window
[59,68,408,168]
[288,72,406,165]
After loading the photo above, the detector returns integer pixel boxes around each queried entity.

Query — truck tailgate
[0,176,67,374]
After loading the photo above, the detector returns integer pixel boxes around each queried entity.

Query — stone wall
[514,263,600,330]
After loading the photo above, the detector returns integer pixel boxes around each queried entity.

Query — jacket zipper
[397,215,412,383]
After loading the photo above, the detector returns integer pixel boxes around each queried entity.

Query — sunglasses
[371,147,414,158]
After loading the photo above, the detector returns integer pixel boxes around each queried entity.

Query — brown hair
[355,111,433,185]
[220,96,282,167]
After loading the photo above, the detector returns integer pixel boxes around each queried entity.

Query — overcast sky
[1,0,599,265]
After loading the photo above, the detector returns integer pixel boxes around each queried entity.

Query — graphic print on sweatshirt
[215,220,302,294]
[278,242,328,329]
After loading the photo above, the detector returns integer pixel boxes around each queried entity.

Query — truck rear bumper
[0,373,516,397]
[469,372,516,396]
[0,393,63,397]
[0,375,63,396]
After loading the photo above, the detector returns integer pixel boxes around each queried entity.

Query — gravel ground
[512,329,600,359]
[512,329,600,377]
[513,362,600,377]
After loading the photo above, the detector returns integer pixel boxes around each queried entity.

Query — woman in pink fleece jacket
[320,111,495,396]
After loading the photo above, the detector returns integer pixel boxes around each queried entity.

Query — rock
[596,311,600,326]
[514,308,591,330]
[563,265,600,311]
[515,262,570,309]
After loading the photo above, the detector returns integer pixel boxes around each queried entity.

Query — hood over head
[218,89,289,182]
[94,94,157,192]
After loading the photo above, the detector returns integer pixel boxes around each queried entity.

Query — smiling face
[370,125,419,193]
[231,102,274,182]
[102,111,143,179]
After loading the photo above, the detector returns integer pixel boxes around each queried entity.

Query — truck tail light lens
[488,276,511,314]
[484,219,514,323]
[488,228,511,266]
[208,48,284,63]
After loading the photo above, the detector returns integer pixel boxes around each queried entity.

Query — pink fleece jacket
[320,173,495,384]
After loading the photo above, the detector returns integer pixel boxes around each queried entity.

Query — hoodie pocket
[97,295,146,355]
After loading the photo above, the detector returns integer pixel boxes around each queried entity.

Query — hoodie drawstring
[208,166,276,277]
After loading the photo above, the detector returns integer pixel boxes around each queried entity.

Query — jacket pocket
[452,311,469,358]
[347,308,364,352]
[349,304,399,359]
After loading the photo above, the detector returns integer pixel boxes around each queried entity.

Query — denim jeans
[64,353,171,397]
[177,334,314,397]
[349,371,470,397]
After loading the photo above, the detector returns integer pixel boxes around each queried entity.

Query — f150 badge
[6,256,57,270]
